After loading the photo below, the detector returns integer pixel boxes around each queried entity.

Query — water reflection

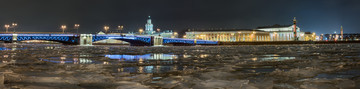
[315,69,360,79]
[0,47,11,51]
[259,54,296,61]
[0,46,27,51]
[105,54,178,61]
[40,57,95,64]
[116,65,196,74]
[40,53,178,64]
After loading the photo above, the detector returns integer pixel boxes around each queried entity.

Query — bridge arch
[16,34,79,44]
[0,36,12,43]
[92,35,152,46]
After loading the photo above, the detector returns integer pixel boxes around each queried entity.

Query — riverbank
[219,41,360,45]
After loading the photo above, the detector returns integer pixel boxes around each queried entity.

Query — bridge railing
[16,34,79,36]
[0,34,13,36]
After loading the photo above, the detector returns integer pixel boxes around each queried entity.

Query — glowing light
[139,28,144,34]
[104,26,110,33]
[74,24,80,28]
[61,25,67,33]
[252,58,257,61]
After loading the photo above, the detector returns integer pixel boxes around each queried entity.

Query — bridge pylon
[12,34,18,43]
[80,34,93,46]
[153,36,163,46]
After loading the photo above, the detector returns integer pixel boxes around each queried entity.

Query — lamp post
[74,24,80,34]
[157,28,160,36]
[61,25,67,34]
[11,23,17,33]
[4,24,10,33]
[174,32,178,38]
[104,26,110,34]
[118,25,124,35]
[139,29,143,35]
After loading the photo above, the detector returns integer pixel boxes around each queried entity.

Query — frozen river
[0,43,359,89]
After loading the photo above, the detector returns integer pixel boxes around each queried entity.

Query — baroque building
[145,16,154,35]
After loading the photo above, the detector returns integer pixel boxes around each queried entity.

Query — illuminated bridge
[0,34,218,46]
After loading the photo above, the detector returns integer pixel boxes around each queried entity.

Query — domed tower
[145,16,154,35]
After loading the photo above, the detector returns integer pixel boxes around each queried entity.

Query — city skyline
[0,0,359,34]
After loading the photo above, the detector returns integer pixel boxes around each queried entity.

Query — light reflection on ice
[105,53,178,61]
[40,57,95,64]
[0,47,11,51]
[39,53,179,64]
[116,65,194,74]
[259,54,296,61]
[3,43,360,89]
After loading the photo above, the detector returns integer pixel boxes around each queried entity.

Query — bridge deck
[0,33,219,46]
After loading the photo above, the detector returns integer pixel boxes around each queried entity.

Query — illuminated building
[322,33,360,41]
[185,18,314,42]
[257,24,306,41]
[185,25,312,42]
[303,32,316,41]
[185,29,270,42]
[145,16,154,35]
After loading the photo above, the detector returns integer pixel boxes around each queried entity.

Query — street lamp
[139,29,143,35]
[4,24,10,33]
[104,26,110,34]
[174,32,178,38]
[11,23,17,33]
[74,24,80,34]
[157,28,160,36]
[118,25,124,35]
[61,25,67,33]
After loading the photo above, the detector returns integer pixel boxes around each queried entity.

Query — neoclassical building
[186,29,270,42]
[185,25,315,42]
[257,24,305,41]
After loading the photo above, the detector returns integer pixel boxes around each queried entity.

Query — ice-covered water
[0,43,359,89]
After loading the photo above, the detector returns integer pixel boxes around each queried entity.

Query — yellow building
[304,32,316,41]
[185,25,317,42]
[185,29,271,42]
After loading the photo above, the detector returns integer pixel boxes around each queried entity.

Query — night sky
[0,0,359,35]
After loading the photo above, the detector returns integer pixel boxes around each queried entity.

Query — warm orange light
[139,28,143,34]
[104,26,110,31]
[61,25,67,29]
[4,24,10,28]
[74,24,80,28]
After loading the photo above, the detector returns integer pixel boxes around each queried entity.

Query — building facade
[322,34,360,41]
[186,30,270,42]
[185,25,316,42]
[145,16,154,35]
[257,24,306,41]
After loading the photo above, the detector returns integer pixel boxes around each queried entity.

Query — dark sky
[0,0,359,35]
